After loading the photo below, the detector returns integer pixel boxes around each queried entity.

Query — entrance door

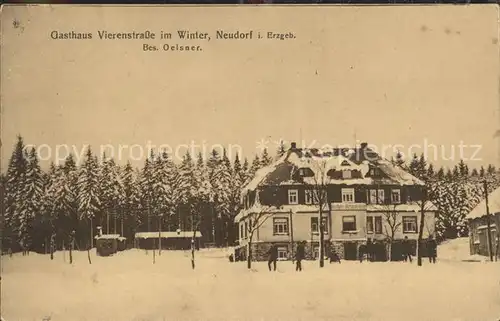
[344,242,358,260]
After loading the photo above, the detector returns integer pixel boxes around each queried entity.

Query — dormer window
[299,168,305,176]
[342,170,352,179]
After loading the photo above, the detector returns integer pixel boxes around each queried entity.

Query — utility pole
[289,209,294,263]
[483,180,494,262]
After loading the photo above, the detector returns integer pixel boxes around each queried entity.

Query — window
[305,189,314,205]
[311,217,328,234]
[377,189,385,204]
[342,170,352,179]
[374,216,383,234]
[299,168,305,176]
[367,189,384,204]
[341,160,351,166]
[402,216,418,233]
[342,188,355,203]
[407,192,412,203]
[366,216,374,233]
[240,224,244,239]
[391,189,401,204]
[313,245,320,260]
[277,247,288,260]
[317,190,327,204]
[367,189,377,204]
[244,221,248,238]
[288,189,298,205]
[342,216,357,232]
[273,218,289,235]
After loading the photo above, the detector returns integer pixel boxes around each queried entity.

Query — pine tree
[77,147,101,248]
[458,159,469,177]
[120,162,141,238]
[452,165,460,179]
[427,163,435,179]
[417,153,428,180]
[479,166,485,177]
[241,157,250,185]
[436,167,445,180]
[394,150,405,168]
[471,168,479,177]
[250,154,261,177]
[140,150,156,232]
[276,141,287,158]
[20,148,45,252]
[194,152,214,242]
[4,135,28,251]
[487,164,496,175]
[99,154,121,234]
[408,153,419,177]
[260,148,273,167]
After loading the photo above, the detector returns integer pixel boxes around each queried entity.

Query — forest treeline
[1,136,497,253]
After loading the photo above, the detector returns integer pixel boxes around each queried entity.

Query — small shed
[134,231,203,250]
[95,234,127,256]
[467,187,500,259]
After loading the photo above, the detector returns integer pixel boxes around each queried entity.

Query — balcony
[330,203,367,211]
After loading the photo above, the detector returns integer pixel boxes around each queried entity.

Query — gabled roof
[467,186,500,220]
[241,145,424,193]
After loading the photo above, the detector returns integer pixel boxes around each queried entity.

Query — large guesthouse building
[234,142,437,261]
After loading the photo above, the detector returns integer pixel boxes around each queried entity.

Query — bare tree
[245,205,277,269]
[381,204,402,261]
[303,158,331,268]
[415,183,438,266]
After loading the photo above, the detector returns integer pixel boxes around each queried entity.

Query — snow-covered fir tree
[249,154,261,177]
[120,162,142,238]
[99,154,122,234]
[77,147,101,246]
[19,147,45,251]
[4,135,28,250]
[260,148,273,167]
[276,140,287,158]
[140,150,156,232]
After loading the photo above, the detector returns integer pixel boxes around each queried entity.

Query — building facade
[467,187,500,259]
[234,142,436,261]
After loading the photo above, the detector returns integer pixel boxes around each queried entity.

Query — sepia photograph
[1,4,499,321]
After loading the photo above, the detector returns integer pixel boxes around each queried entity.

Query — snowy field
[1,238,499,321]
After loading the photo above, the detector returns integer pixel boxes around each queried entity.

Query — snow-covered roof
[94,234,122,240]
[375,160,424,186]
[467,186,500,220]
[241,153,288,194]
[134,231,203,239]
[241,146,423,194]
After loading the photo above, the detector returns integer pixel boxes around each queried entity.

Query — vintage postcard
[1,4,499,321]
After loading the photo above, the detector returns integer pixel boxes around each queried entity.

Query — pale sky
[1,5,499,171]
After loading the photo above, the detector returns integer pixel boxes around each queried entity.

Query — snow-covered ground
[1,239,499,321]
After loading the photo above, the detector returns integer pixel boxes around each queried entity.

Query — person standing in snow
[295,241,305,271]
[402,236,412,263]
[267,243,278,271]
[427,235,437,264]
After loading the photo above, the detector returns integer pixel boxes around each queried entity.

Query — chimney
[360,142,368,149]
[290,141,297,149]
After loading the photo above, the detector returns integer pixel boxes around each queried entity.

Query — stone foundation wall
[237,241,334,262]
[330,240,366,260]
